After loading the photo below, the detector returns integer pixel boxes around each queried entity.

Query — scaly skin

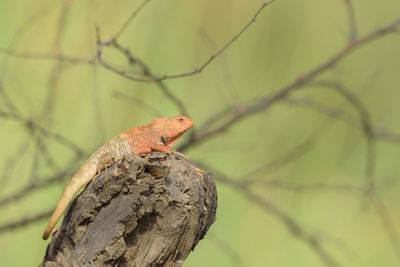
[42,116,194,240]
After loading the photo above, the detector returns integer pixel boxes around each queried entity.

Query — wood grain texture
[40,152,217,267]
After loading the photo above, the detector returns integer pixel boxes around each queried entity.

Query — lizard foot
[171,151,189,161]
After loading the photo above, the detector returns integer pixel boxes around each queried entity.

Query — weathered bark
[41,152,217,267]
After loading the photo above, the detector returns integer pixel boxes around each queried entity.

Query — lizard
[42,115,194,240]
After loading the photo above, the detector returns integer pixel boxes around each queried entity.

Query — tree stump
[40,152,217,267]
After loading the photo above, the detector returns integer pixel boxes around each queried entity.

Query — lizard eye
[178,117,184,122]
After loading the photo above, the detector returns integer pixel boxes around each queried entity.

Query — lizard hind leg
[96,153,115,183]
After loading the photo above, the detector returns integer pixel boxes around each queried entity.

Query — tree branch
[95,2,273,83]
[178,15,400,151]
[197,162,341,267]
[41,153,217,267]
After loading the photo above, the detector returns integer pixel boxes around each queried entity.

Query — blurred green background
[0,0,400,266]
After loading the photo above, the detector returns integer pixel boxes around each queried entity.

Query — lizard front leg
[97,153,116,183]
[151,142,171,153]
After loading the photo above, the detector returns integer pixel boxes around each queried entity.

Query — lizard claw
[171,150,189,160]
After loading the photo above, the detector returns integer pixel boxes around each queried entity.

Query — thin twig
[112,41,189,116]
[207,232,243,266]
[0,210,53,233]
[0,110,86,157]
[151,1,273,82]
[197,163,341,267]
[41,5,70,124]
[28,148,41,184]
[283,97,360,127]
[0,7,50,78]
[373,193,400,261]
[284,96,400,146]
[0,141,30,193]
[343,0,358,42]
[95,28,190,115]
[178,15,400,151]
[307,80,376,198]
[31,133,59,171]
[240,129,316,181]
[0,48,94,64]
[0,80,19,113]
[113,91,163,117]
[252,180,364,194]
[111,0,153,42]
[198,28,240,104]
[375,131,400,144]
[96,2,273,83]
[0,166,75,208]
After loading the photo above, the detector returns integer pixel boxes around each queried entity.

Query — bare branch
[0,81,19,113]
[198,28,239,104]
[0,47,94,64]
[31,133,59,172]
[343,0,358,42]
[0,210,53,233]
[29,148,41,184]
[113,90,163,117]
[198,163,341,267]
[283,97,360,127]
[196,106,236,134]
[252,179,363,194]
[178,15,400,151]
[152,1,273,82]
[373,193,400,261]
[240,127,317,181]
[112,41,190,116]
[309,226,357,260]
[0,141,30,193]
[96,2,273,83]
[207,232,243,266]
[284,95,400,147]
[41,5,70,123]
[375,130,400,144]
[0,110,86,157]
[308,80,373,138]
[95,41,150,83]
[110,0,152,42]
[0,7,50,78]
[0,166,75,208]
[95,26,190,115]
[306,80,376,197]
[231,115,365,195]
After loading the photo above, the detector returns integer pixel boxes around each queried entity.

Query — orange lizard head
[161,115,194,148]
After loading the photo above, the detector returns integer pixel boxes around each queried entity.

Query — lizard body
[42,116,194,240]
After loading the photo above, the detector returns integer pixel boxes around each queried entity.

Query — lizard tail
[42,160,97,240]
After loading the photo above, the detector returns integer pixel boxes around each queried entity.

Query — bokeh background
[0,0,400,266]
